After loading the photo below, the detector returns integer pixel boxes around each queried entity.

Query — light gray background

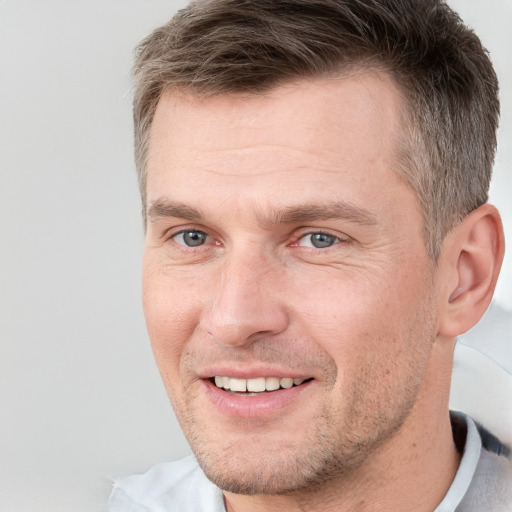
[0,1,510,511]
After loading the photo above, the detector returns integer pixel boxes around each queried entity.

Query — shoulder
[108,456,225,512]
[458,449,512,511]
[458,417,512,511]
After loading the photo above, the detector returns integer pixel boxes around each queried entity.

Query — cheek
[289,262,433,370]
[290,272,393,339]
[142,263,202,377]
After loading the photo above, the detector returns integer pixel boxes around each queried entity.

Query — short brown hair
[132,0,499,259]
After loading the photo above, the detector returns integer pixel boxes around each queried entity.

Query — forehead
[146,72,414,220]
[150,72,403,159]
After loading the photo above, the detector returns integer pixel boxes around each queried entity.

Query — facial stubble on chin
[182,385,420,496]
[170,343,430,497]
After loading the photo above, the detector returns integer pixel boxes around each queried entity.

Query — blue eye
[298,233,339,248]
[173,230,208,247]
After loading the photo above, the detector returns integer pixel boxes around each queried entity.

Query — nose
[200,249,289,347]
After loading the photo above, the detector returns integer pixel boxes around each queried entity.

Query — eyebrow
[262,202,377,227]
[147,199,204,222]
[147,198,377,227]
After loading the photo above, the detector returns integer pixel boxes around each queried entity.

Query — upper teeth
[214,376,306,392]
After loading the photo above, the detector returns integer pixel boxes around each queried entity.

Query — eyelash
[292,231,352,254]
[168,228,215,250]
[167,227,348,253]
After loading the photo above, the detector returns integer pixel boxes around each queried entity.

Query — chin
[198,451,334,495]
[187,421,388,496]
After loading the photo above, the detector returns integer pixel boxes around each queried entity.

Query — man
[109,0,510,510]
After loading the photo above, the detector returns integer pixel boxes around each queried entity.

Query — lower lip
[203,379,313,418]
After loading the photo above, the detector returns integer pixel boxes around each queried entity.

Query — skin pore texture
[141,71,492,511]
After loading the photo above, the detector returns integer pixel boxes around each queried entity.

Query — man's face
[143,73,440,494]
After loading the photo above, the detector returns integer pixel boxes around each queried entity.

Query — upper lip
[197,365,311,380]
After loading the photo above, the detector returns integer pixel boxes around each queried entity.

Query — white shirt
[108,412,511,512]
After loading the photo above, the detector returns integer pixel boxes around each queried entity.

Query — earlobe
[438,204,505,337]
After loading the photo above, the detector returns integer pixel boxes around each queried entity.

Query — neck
[224,339,461,512]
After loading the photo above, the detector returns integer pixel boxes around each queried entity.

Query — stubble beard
[169,292,437,497]
[174,360,426,496]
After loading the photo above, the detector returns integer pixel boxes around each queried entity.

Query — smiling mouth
[210,376,313,395]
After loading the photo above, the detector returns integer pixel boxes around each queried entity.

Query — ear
[438,204,505,337]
